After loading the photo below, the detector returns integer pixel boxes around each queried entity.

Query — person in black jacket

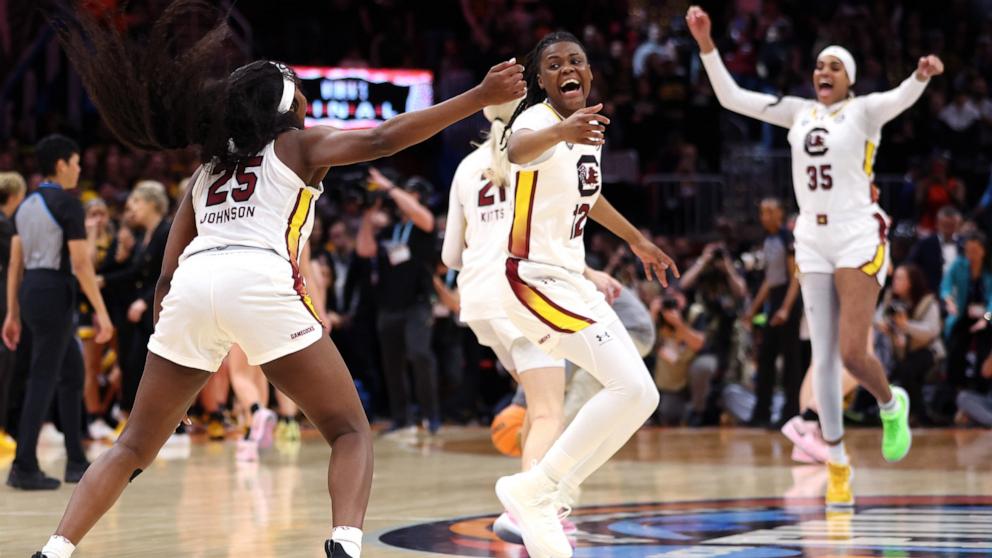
[98,181,170,417]
[907,206,962,295]
[0,172,26,451]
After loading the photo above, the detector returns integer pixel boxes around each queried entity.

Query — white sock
[41,536,75,558]
[827,442,848,465]
[331,526,362,558]
[879,395,897,413]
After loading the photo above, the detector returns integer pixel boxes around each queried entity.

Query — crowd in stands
[2,0,992,455]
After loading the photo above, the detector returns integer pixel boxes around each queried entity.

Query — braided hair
[500,31,585,147]
[42,0,302,167]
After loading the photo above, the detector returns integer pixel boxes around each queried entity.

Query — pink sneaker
[791,445,818,464]
[249,408,277,449]
[781,416,829,463]
[236,439,259,462]
[561,517,577,535]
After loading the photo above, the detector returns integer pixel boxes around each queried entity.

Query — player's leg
[261,336,372,556]
[229,344,276,459]
[40,353,212,556]
[517,363,565,469]
[835,268,910,462]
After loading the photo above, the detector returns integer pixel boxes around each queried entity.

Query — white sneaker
[493,512,523,544]
[248,408,277,449]
[39,423,65,446]
[88,419,116,441]
[495,471,572,558]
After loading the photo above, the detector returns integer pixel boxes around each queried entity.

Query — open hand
[476,59,526,106]
[555,103,610,146]
[630,238,680,287]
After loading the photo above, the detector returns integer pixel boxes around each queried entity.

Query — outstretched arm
[863,55,943,130]
[590,195,679,286]
[687,5,803,129]
[300,60,525,168]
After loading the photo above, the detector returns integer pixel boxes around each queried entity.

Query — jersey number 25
[206,156,263,206]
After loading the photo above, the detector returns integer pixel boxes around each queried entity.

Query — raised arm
[687,6,803,129]
[441,176,466,270]
[863,55,943,131]
[299,61,524,168]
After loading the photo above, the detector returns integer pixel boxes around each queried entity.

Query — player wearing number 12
[688,5,944,509]
[31,2,525,558]
[492,31,678,558]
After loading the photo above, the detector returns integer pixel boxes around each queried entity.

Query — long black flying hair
[500,31,585,147]
[42,0,302,167]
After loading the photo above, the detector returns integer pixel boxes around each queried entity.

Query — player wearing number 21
[688,5,943,509]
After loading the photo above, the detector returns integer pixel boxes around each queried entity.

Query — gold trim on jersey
[285,188,321,323]
[863,140,877,177]
[540,102,564,122]
[508,170,538,259]
[811,99,850,120]
[505,258,594,334]
[860,244,886,277]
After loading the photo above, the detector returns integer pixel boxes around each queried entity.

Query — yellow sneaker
[207,420,226,441]
[0,430,16,452]
[286,419,301,442]
[826,461,854,508]
[274,420,287,442]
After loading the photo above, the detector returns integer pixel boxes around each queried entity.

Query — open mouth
[560,78,582,95]
[817,79,834,94]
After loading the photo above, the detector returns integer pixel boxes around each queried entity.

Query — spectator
[652,292,714,426]
[99,180,170,419]
[745,198,802,427]
[916,153,966,233]
[356,168,440,434]
[941,232,992,390]
[2,134,112,490]
[874,264,943,424]
[0,171,26,452]
[955,352,992,427]
[907,205,963,295]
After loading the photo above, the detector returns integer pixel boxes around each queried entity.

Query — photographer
[679,242,748,366]
[356,167,441,433]
[874,264,943,424]
[743,199,802,427]
[651,292,714,426]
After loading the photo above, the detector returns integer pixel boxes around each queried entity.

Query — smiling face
[813,55,851,105]
[537,41,593,117]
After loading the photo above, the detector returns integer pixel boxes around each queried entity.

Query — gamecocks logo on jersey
[576,155,601,197]
[804,127,830,156]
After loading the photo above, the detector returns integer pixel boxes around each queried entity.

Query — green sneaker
[880,386,912,462]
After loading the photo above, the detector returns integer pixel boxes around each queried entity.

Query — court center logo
[378,495,992,557]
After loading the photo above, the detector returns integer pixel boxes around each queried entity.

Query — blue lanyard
[445,269,457,288]
[38,181,62,190]
[391,221,414,246]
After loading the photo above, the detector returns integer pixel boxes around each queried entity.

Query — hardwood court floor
[2,427,991,557]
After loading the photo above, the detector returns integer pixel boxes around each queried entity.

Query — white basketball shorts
[148,248,324,371]
[502,258,619,357]
[794,210,890,287]
[467,317,564,374]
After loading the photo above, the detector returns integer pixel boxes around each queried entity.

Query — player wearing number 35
[29,1,525,558]
[687,5,944,509]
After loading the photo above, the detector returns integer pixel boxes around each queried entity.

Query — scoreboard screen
[291,66,434,129]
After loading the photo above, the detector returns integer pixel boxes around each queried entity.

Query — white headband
[271,62,296,113]
[817,45,856,85]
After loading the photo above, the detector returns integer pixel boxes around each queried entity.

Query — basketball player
[442,98,622,541]
[687,5,943,506]
[32,2,524,557]
[491,32,677,558]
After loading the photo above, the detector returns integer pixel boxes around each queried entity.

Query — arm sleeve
[441,179,466,270]
[862,74,930,132]
[699,49,805,129]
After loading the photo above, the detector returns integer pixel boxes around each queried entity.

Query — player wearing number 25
[688,4,942,509]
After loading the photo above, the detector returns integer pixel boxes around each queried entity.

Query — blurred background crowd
[2,0,992,456]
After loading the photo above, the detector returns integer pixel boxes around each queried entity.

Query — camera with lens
[335,165,380,208]
[711,247,726,260]
[884,300,909,319]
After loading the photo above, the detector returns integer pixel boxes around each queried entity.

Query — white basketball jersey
[451,144,514,321]
[509,102,602,273]
[182,140,323,267]
[787,98,881,218]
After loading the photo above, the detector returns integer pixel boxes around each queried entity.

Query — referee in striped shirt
[3,134,113,490]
